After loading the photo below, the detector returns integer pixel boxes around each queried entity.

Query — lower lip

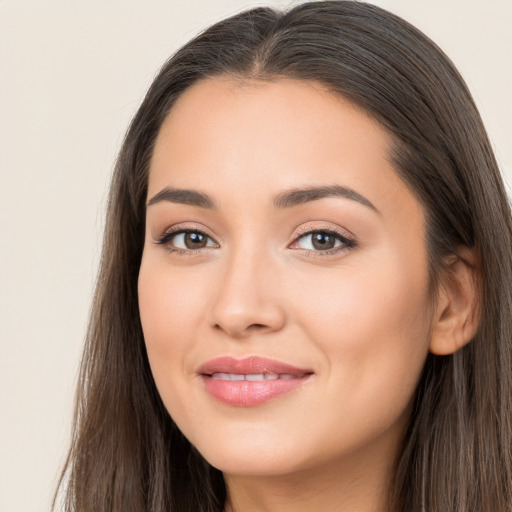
[202,375,312,407]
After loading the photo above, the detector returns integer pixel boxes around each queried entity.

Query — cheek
[137,257,210,408]
[138,257,208,344]
[296,256,430,340]
[292,254,432,409]
[138,260,219,441]
[271,261,431,464]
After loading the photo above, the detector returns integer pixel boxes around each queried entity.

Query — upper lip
[198,356,313,376]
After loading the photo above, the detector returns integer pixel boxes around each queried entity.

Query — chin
[189,427,318,477]
[204,450,304,477]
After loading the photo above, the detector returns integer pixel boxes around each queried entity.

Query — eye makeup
[289,225,356,256]
[153,222,357,258]
[153,224,219,255]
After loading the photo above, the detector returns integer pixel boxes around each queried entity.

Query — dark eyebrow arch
[273,185,379,213]
[147,187,216,209]
[147,184,378,213]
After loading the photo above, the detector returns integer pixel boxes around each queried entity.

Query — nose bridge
[210,236,285,337]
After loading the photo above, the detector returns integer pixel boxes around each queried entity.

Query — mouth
[198,356,314,407]
[210,372,308,381]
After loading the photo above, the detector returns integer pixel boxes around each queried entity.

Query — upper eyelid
[292,225,355,241]
[157,224,217,239]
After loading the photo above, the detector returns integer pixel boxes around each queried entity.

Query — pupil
[185,232,206,249]
[312,233,335,250]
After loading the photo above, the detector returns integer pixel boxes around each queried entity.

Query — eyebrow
[147,187,215,209]
[273,185,379,213]
[147,184,379,213]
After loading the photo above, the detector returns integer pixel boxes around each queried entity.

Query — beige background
[0,1,510,511]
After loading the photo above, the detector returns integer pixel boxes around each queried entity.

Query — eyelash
[154,226,218,256]
[291,226,356,256]
[154,226,356,256]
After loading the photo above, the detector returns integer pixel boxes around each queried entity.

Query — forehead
[148,77,420,223]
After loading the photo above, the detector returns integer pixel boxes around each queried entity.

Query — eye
[291,229,355,254]
[171,231,216,250]
[155,228,218,252]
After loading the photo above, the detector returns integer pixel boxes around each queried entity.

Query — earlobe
[429,247,480,356]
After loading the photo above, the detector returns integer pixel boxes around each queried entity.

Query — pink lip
[198,356,313,407]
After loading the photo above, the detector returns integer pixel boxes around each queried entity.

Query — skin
[138,77,475,512]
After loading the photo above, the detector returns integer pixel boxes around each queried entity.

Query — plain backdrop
[0,1,510,511]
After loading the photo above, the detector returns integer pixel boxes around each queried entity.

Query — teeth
[246,373,280,381]
[246,374,265,381]
[212,373,244,381]
[210,372,296,381]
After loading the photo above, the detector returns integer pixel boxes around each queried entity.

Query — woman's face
[138,78,433,478]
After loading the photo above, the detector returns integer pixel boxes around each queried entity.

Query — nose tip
[214,296,285,338]
[209,258,287,339]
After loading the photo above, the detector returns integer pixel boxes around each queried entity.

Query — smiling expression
[138,77,433,478]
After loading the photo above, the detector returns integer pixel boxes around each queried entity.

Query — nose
[209,246,287,339]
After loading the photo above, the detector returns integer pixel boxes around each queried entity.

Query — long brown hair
[54,2,512,510]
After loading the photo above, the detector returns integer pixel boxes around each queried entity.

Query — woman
[54,1,512,511]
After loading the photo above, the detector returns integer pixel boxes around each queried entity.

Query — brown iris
[311,232,337,250]
[184,232,208,249]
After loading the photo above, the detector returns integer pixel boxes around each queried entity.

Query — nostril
[214,322,272,338]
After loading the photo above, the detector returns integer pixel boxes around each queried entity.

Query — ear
[429,246,480,356]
